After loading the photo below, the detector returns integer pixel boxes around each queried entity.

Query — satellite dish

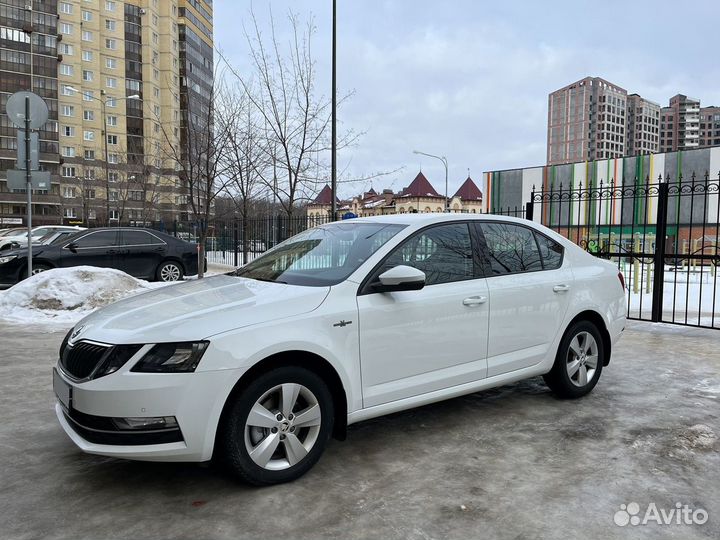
[6,91,49,129]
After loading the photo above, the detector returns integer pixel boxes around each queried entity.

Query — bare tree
[217,82,269,264]
[158,77,232,278]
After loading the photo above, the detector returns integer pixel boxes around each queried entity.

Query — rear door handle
[553,284,571,292]
[463,296,487,306]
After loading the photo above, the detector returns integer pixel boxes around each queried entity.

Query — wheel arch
[213,350,348,458]
[565,310,612,366]
[156,257,186,276]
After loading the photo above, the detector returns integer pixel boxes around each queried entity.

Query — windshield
[235,222,405,286]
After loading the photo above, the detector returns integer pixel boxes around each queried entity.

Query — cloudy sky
[215,0,720,198]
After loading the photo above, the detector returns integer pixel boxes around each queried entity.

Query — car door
[475,222,572,377]
[60,230,120,269]
[118,230,167,279]
[356,222,490,408]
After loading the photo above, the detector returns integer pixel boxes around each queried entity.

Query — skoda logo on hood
[70,325,85,340]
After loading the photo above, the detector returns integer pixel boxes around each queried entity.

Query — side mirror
[373,265,426,293]
[66,242,78,253]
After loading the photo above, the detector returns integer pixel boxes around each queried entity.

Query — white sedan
[53,214,626,485]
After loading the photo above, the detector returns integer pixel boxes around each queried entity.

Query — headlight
[0,255,17,264]
[131,341,209,373]
[94,345,144,378]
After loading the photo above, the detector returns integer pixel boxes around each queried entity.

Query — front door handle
[553,284,571,292]
[463,296,487,306]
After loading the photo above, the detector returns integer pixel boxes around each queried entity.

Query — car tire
[220,366,334,486]
[21,263,52,280]
[543,320,604,399]
[156,261,183,282]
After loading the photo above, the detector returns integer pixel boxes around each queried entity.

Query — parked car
[52,214,626,485]
[0,227,199,286]
[0,225,85,251]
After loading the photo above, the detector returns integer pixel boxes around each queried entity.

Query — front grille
[60,341,113,380]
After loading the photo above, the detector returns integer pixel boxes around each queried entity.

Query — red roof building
[453,177,483,201]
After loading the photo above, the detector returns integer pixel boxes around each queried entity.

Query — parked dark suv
[0,228,200,286]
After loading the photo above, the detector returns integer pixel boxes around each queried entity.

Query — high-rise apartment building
[660,94,700,153]
[0,0,213,227]
[547,77,627,165]
[626,94,660,156]
[0,1,61,225]
[699,106,720,148]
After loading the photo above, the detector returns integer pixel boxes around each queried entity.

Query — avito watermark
[614,502,708,527]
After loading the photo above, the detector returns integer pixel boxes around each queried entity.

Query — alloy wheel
[566,331,599,387]
[243,383,322,471]
[160,264,181,281]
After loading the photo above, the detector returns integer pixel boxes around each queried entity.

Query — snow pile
[0,266,157,325]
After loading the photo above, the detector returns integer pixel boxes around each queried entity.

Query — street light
[66,87,140,225]
[413,150,449,211]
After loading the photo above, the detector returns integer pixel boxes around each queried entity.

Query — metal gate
[527,173,720,330]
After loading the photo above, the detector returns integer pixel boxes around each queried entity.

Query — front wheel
[21,263,52,280]
[543,321,604,399]
[220,366,334,485]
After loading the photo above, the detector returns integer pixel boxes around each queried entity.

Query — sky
[214,0,720,199]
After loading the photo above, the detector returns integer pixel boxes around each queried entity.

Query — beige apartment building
[0,0,213,227]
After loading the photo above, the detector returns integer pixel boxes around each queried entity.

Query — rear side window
[535,232,564,270]
[382,223,475,285]
[479,223,542,274]
[122,230,164,245]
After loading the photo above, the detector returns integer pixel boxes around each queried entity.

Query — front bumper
[53,364,246,462]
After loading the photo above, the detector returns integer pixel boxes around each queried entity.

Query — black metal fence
[527,172,720,330]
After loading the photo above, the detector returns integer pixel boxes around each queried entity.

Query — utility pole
[330,0,337,220]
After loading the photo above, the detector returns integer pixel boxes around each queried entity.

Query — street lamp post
[413,150,449,211]
[66,87,139,225]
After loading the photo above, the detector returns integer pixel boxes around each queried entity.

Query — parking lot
[1,320,718,540]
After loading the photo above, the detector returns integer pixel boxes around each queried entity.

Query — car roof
[337,213,529,227]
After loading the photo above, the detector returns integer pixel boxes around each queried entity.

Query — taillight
[618,271,626,290]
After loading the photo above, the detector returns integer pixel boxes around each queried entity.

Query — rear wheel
[21,263,52,280]
[543,321,604,399]
[220,366,334,485]
[156,260,183,282]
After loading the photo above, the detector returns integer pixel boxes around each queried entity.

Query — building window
[60,44,73,55]
[60,2,73,14]
[106,97,117,107]
[83,110,94,121]
[82,50,93,62]
[82,30,92,42]
[62,126,75,137]
[108,153,119,164]
[82,70,93,82]
[62,166,76,178]
[61,85,74,96]
[107,135,118,145]
[105,19,116,30]
[84,149,95,160]
[109,172,119,183]
[107,115,118,126]
[82,10,92,22]
[62,186,76,198]
[105,58,116,69]
[110,190,118,201]
[60,64,73,76]
[106,77,117,88]
[60,23,73,35]
[61,105,74,117]
[83,91,94,102]
[63,208,78,218]
[83,130,95,141]
[62,146,75,157]
[105,38,117,50]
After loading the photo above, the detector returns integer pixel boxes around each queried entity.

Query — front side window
[73,231,118,248]
[479,223,543,274]
[380,223,476,286]
[236,223,405,286]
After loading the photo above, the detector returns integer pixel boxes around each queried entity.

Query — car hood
[72,275,331,344]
